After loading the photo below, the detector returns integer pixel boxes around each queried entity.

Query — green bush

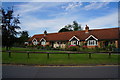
[67,46,80,51]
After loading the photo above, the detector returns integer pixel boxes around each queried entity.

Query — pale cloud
[2,0,119,2]
[83,2,109,10]
[61,2,82,11]
[20,15,77,34]
[12,2,118,36]
[14,2,64,16]
[82,12,118,29]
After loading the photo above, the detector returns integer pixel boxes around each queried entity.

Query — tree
[58,28,73,33]
[58,21,82,33]
[19,31,29,45]
[72,21,82,31]
[1,7,21,50]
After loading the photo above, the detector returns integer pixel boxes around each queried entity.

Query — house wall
[53,42,59,48]
[46,42,50,45]
[115,40,118,48]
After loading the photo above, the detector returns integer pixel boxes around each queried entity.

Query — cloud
[20,14,77,34]
[12,2,118,36]
[82,12,118,29]
[61,2,82,11]
[83,2,109,10]
[14,2,64,16]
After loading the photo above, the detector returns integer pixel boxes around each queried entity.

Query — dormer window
[85,35,98,46]
[69,36,79,45]
[40,38,46,45]
[87,40,97,46]
[32,38,38,45]
[41,41,46,45]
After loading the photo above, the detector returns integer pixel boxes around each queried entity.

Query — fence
[2,50,120,59]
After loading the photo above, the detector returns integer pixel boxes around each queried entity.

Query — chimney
[44,30,47,36]
[85,25,89,33]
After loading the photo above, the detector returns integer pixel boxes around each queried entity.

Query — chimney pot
[85,25,89,33]
[44,30,47,36]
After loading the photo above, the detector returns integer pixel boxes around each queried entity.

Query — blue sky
[2,2,118,37]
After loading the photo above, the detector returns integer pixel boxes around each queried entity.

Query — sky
[2,1,118,37]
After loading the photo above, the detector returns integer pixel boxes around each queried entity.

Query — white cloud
[3,0,119,2]
[62,2,82,11]
[82,12,118,29]
[83,2,109,10]
[14,2,64,16]
[20,15,77,34]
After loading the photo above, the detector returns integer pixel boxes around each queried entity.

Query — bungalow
[27,25,119,49]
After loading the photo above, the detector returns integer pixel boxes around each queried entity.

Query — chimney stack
[44,30,47,36]
[85,25,89,33]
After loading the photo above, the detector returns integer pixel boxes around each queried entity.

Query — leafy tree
[73,21,82,31]
[58,28,73,33]
[58,21,82,32]
[19,31,29,45]
[1,7,20,50]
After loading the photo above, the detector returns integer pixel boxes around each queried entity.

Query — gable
[69,36,79,41]
[32,38,37,42]
[40,38,46,42]
[85,35,98,41]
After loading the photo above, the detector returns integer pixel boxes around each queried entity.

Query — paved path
[2,65,119,78]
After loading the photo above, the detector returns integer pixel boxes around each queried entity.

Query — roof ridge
[33,27,118,36]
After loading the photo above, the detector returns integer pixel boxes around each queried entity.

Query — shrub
[44,45,52,50]
[67,45,80,51]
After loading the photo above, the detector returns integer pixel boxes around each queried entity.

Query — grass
[2,47,119,65]
[2,51,119,65]
[2,47,66,52]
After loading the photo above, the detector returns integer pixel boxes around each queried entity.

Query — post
[47,53,49,59]
[109,52,111,58]
[27,51,30,58]
[89,53,91,59]
[8,51,11,58]
[68,53,70,59]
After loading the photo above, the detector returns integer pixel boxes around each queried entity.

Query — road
[2,65,119,78]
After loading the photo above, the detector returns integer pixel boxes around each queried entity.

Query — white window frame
[32,38,38,45]
[87,40,98,46]
[40,38,46,45]
[41,41,46,45]
[71,41,79,45]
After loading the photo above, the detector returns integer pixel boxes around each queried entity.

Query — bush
[67,46,80,51]
[44,45,52,50]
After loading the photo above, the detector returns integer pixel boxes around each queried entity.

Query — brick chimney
[44,30,47,36]
[85,25,89,33]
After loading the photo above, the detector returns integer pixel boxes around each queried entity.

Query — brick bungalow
[27,25,119,49]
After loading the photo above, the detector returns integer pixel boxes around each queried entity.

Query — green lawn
[2,51,119,65]
[2,47,66,52]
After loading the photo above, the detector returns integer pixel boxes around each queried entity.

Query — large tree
[1,8,21,50]
[58,21,82,32]
[72,21,82,31]
[19,31,29,46]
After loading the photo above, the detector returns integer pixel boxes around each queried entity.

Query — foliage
[106,43,116,51]
[58,28,73,33]
[1,7,21,50]
[67,45,80,51]
[18,31,29,46]
[58,21,82,32]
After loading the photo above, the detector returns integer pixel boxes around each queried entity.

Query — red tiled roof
[28,27,119,42]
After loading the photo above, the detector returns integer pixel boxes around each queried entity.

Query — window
[33,41,38,45]
[41,41,46,45]
[71,41,77,45]
[87,40,97,46]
